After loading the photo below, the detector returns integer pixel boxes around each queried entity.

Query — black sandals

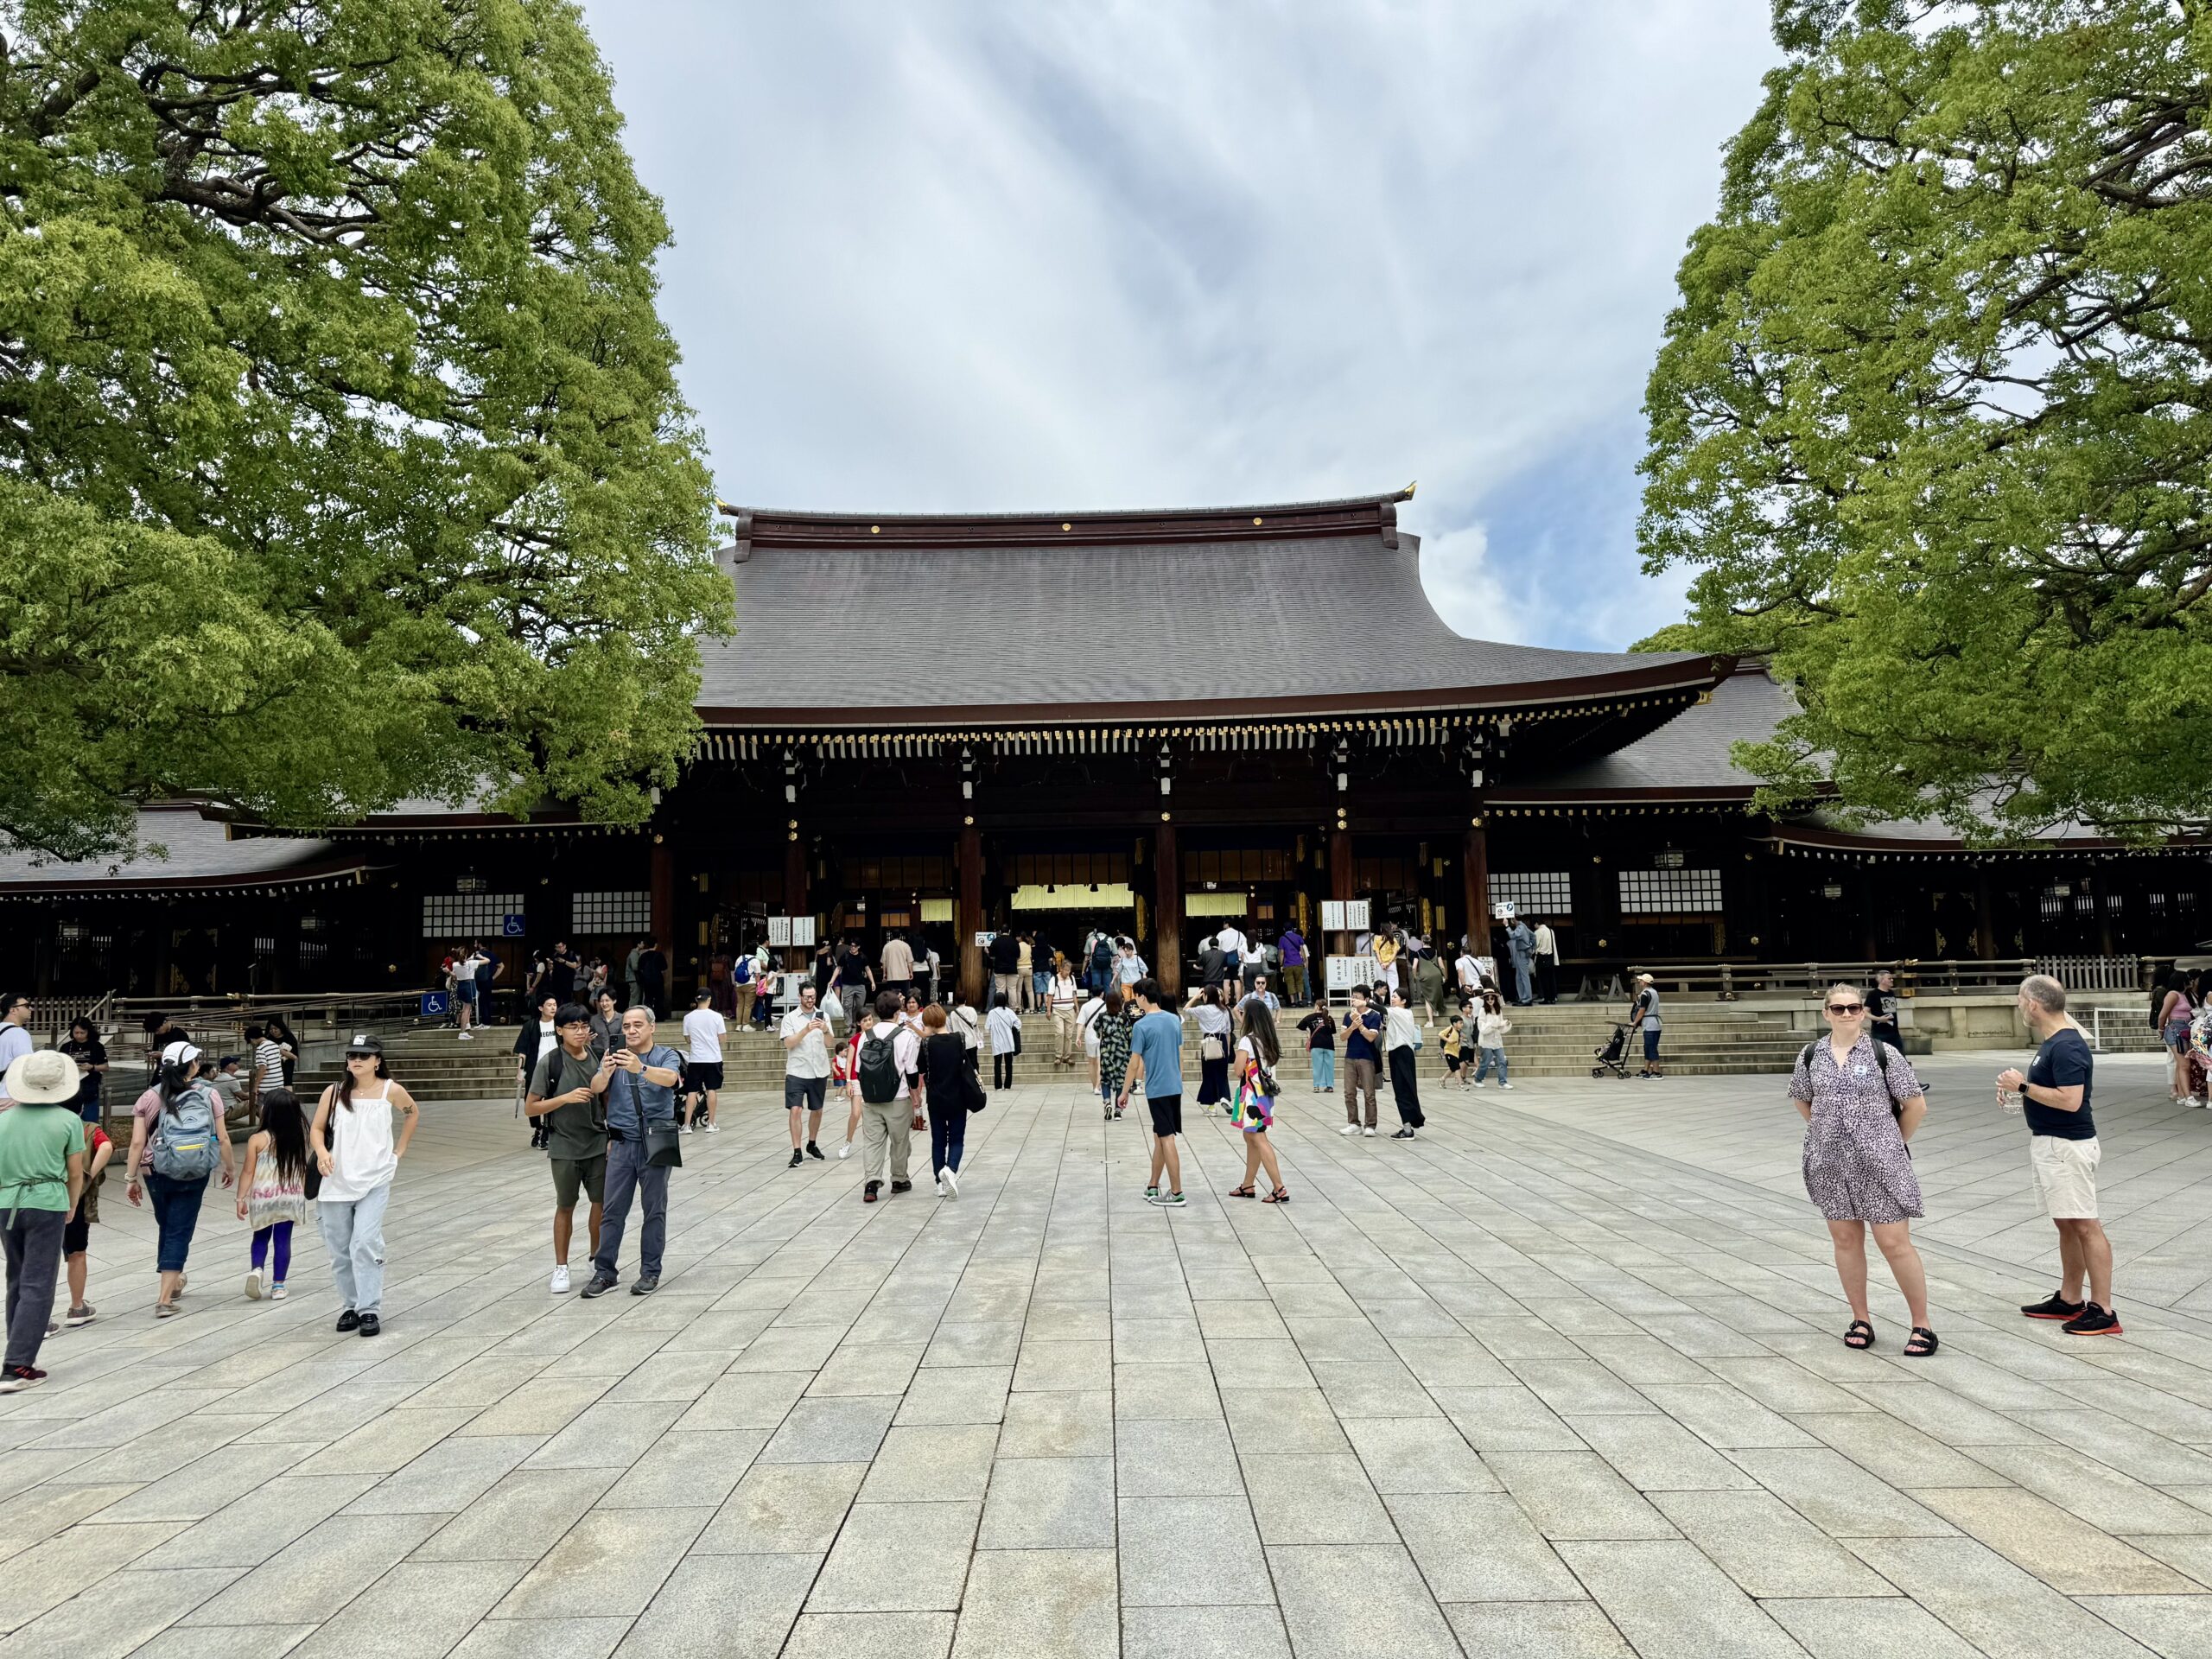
[1842,1319,1875,1350]
[1903,1327,1940,1358]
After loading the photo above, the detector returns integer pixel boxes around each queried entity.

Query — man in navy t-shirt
[1339,988,1383,1136]
[1998,974,2119,1336]
[1119,979,1187,1208]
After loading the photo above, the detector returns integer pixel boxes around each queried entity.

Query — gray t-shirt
[1636,986,1663,1030]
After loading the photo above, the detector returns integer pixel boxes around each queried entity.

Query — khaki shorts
[2029,1135,2100,1219]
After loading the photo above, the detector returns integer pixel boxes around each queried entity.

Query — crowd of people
[0,966,2138,1395]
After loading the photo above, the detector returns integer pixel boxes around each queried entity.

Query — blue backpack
[150,1083,222,1181]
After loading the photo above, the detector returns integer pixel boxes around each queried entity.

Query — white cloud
[580,0,1777,647]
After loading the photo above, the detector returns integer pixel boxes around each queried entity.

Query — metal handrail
[1616,957,2164,1001]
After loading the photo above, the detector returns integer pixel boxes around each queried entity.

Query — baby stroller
[1592,1024,1631,1080]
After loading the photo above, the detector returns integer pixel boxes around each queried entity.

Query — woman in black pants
[921,1005,970,1198]
[1384,988,1427,1140]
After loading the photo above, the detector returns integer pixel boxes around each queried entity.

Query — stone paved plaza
[4,1049,2212,1658]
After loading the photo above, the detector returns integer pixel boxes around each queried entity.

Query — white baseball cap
[159,1039,202,1067]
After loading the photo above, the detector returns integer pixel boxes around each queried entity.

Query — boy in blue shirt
[1117,979,1188,1207]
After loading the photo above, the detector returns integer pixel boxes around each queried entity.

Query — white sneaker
[550,1263,571,1294]
[457,1030,474,1040]
[705,1122,720,1133]
[839,1141,853,1160]
[1363,1128,1377,1137]
[943,1166,959,1200]
[1498,1082,1514,1090]
[1470,1079,1485,1089]
[679,1122,692,1134]
[1339,1122,1358,1135]
[245,1268,263,1301]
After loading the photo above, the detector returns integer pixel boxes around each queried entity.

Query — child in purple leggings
[236,1088,310,1301]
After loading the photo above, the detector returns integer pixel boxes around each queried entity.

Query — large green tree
[0,0,727,861]
[1640,0,2212,840]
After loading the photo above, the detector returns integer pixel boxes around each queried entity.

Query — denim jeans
[1309,1048,1335,1089]
[319,1182,391,1314]
[930,1105,967,1177]
[144,1171,210,1274]
[1473,1046,1509,1084]
[3,1206,65,1369]
[594,1134,669,1281]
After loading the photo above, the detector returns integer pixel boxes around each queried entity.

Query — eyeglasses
[1826,1002,1865,1014]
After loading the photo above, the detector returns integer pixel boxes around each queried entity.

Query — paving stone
[1484,1451,1678,1541]
[343,1435,545,1516]
[1430,1386,1585,1451]
[781,1612,957,1659]
[1340,1415,1496,1493]
[1117,1495,1273,1607]
[693,1460,867,1554]
[1727,1446,1960,1537]
[857,1426,1000,1503]
[1240,1452,1395,1545]
[182,1512,444,1627]
[809,1342,926,1397]
[1909,1486,2200,1594]
[135,1478,369,1571]
[676,1370,812,1431]
[1013,1339,1113,1393]
[2074,1595,2212,1659]
[1849,1535,2170,1659]
[1221,1387,1350,1455]
[1265,1545,1461,1659]
[493,1505,712,1617]
[0,1566,240,1659]
[411,1468,620,1562]
[599,1427,769,1509]
[996,1389,1114,1458]
[1558,1539,1808,1659]
[1761,1596,1993,1659]
[1964,1443,2212,1535]
[809,1501,980,1612]
[1792,1411,2017,1489]
[1653,1489,1899,1597]
[893,1367,1013,1427]
[1116,1416,1243,1496]
[1567,1412,1758,1492]
[1441,1601,1632,1658]
[977,1456,1114,1548]
[448,1617,630,1659]
[1386,1492,1585,1600]
[611,1551,818,1657]
[1116,1606,1292,1658]
[289,1560,531,1659]
[128,1625,318,1659]
[1113,1362,1222,1421]
[949,1547,1116,1658]
[758,1397,899,1465]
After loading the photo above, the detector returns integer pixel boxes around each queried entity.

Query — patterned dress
[1096,1008,1135,1095]
[1792,1035,1925,1223]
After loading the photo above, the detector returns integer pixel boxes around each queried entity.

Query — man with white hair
[1999,974,2120,1337]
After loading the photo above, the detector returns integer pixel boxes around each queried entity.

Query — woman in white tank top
[309,1033,420,1338]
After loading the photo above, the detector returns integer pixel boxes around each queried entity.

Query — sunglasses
[1826,1002,1865,1014]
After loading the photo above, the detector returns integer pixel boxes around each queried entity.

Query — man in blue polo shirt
[1999,974,2119,1337]
[1117,979,1187,1208]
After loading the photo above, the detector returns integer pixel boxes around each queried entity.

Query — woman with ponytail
[124,1041,236,1318]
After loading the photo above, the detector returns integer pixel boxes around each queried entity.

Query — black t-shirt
[1298,1012,1335,1050]
[2025,1027,2095,1141]
[1200,948,1227,987]
[638,950,665,988]
[60,1038,105,1105]
[1867,987,1901,1031]
[988,935,1020,974]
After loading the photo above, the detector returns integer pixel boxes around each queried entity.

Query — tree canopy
[1639,0,2212,841]
[0,0,727,861]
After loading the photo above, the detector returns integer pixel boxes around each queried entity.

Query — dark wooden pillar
[785,830,810,974]
[1462,823,1491,958]
[1154,818,1182,999]
[958,821,984,1007]
[1974,866,1997,961]
[650,839,676,968]
[1329,828,1356,963]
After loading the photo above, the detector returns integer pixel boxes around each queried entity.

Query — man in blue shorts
[1117,978,1187,1207]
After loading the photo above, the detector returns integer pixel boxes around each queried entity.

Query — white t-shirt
[951,1006,982,1052]
[1077,996,1107,1054]
[1050,976,1080,1011]
[1455,954,1479,988]
[779,1007,832,1078]
[682,1007,727,1064]
[1216,927,1246,957]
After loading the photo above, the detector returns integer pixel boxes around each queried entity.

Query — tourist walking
[58,1018,106,1123]
[1628,973,1663,1077]
[988,931,1022,1010]
[1279,924,1307,1006]
[584,1008,682,1296]
[1383,989,1426,1138]
[680,988,727,1133]
[1094,989,1133,1120]
[52,1113,111,1332]
[1412,946,1446,1027]
[987,993,1022,1090]
[625,935,645,1012]
[127,1040,238,1319]
[1191,985,1232,1112]
[0,1050,89,1391]
[1440,1008,1466,1086]
[1298,1005,1336,1092]
[1088,930,1116,997]
[1078,986,1108,1094]
[781,983,834,1168]
[244,1023,285,1119]
[921,1005,978,1199]
[524,1006,608,1295]
[312,1034,420,1335]
[1118,980,1187,1206]
[636,937,667,1019]
[1791,985,1935,1355]
[454,939,489,1037]
[1999,975,2120,1336]
[1339,988,1382,1135]
[1532,920,1559,1003]
[516,992,561,1149]
[2158,971,2198,1106]
[235,1086,310,1302]
[1115,938,1147,993]
[1227,1001,1290,1204]
[1471,989,1514,1089]
[1050,965,1083,1067]
[880,931,914,1001]
[589,988,623,1056]
[852,991,920,1204]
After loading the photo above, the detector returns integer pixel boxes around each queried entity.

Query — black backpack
[1800,1039,1910,1119]
[857,1024,904,1104]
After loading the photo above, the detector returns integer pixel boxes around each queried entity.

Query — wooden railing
[1613,957,2165,1002]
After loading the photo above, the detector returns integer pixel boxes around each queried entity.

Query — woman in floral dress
[1095,990,1134,1122]
[1790,985,1936,1356]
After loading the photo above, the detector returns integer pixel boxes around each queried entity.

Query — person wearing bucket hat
[0,1050,89,1391]
[309,1033,419,1337]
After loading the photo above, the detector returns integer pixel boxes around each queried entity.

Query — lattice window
[571,890,651,934]
[1618,869,1724,915]
[421,892,526,938]
[1492,872,1573,917]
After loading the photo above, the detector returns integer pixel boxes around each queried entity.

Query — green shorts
[550,1153,606,1211]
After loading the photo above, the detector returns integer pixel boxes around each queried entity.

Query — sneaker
[1339,1123,1358,1135]
[679,1122,692,1134]
[1143,1185,1160,1203]
[839,1141,854,1160]
[2061,1302,2124,1337]
[459,1030,474,1040]
[66,1304,95,1327]
[1391,1128,1414,1139]
[358,1313,382,1338]
[1498,1082,1514,1090]
[270,1286,287,1301]
[1157,1191,1188,1207]
[335,1308,361,1332]
[789,1149,804,1168]
[890,1180,912,1194]
[2020,1294,2084,1321]
[806,1141,824,1160]
[580,1273,618,1299]
[631,1275,659,1297]
[1363,1127,1378,1137]
[156,1302,180,1319]
[864,1180,880,1204]
[245,1268,264,1301]
[550,1264,572,1294]
[0,1365,47,1394]
[706,1122,721,1134]
[1469,1079,1485,1089]
[942,1166,960,1200]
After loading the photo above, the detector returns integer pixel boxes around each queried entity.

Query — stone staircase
[296,1003,1816,1100]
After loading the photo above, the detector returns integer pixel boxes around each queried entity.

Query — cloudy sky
[576,1,1779,652]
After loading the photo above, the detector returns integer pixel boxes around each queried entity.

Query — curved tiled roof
[1494,664,1795,798]
[695,494,1722,723]
[0,805,380,897]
